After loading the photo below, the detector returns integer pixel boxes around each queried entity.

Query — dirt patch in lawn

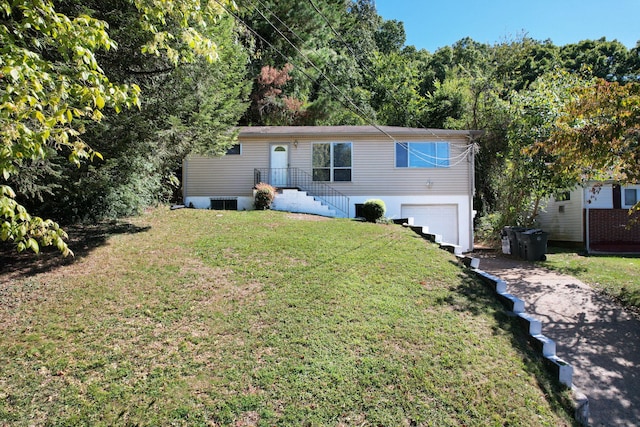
[286,213,331,221]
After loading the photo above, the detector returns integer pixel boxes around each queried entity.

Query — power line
[306,0,452,142]
[305,0,478,162]
[238,0,398,142]
[215,0,475,166]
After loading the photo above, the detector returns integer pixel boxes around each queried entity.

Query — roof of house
[237,126,483,140]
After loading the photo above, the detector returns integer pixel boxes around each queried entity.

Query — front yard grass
[0,208,574,426]
[543,248,640,312]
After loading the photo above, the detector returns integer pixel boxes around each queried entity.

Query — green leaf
[95,94,105,109]
[28,238,40,254]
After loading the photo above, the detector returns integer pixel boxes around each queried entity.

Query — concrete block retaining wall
[402,224,588,425]
[457,253,588,426]
[458,254,575,388]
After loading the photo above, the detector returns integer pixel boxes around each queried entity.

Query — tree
[496,71,591,228]
[366,51,424,126]
[628,41,640,81]
[1,0,235,254]
[541,79,640,190]
[560,38,631,81]
[246,63,304,125]
[374,19,405,54]
[342,0,379,64]
[492,36,561,92]
[239,0,374,127]
[21,1,250,223]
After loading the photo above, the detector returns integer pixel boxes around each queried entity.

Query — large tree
[34,1,251,222]
[541,79,640,190]
[560,37,631,81]
[495,71,594,227]
[1,0,237,254]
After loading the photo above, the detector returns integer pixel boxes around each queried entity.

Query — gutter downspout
[584,186,590,253]
[585,206,590,254]
[182,158,188,206]
[468,133,477,253]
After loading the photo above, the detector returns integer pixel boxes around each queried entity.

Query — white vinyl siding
[183,141,270,197]
[184,135,472,198]
[535,188,584,242]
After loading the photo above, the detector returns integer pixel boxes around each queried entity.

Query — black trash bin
[514,229,530,259]
[518,229,549,261]
[503,226,526,257]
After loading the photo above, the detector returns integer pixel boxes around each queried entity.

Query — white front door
[270,144,289,186]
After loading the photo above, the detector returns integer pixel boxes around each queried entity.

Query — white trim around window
[395,142,450,168]
[623,185,640,208]
[312,142,352,182]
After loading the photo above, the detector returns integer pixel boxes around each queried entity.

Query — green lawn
[0,208,574,426]
[543,248,640,311]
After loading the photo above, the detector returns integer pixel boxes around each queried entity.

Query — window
[225,144,241,155]
[395,142,450,168]
[210,198,238,210]
[624,188,638,207]
[555,191,571,202]
[312,142,352,182]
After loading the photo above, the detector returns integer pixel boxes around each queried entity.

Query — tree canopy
[541,79,640,185]
[1,0,238,254]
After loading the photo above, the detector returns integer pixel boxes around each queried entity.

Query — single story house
[183,126,482,253]
[535,182,640,253]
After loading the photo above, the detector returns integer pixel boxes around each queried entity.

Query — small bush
[254,182,276,210]
[362,199,386,223]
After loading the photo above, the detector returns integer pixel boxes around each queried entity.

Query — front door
[270,144,289,186]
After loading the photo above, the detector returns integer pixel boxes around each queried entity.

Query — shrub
[254,182,276,210]
[362,199,386,223]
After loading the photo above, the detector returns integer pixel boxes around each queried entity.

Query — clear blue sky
[374,0,640,52]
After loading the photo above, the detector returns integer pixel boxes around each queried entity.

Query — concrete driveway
[476,252,640,427]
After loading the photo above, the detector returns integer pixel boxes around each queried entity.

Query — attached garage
[402,204,459,245]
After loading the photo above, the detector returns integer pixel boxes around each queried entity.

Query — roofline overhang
[237,126,483,141]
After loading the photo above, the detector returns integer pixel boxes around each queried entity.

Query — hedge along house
[535,182,640,253]
[183,126,482,253]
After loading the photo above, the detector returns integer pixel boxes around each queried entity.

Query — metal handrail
[254,168,350,217]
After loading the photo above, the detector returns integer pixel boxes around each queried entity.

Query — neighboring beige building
[183,126,481,252]
[535,188,585,244]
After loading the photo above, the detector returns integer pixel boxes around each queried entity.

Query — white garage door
[402,204,458,245]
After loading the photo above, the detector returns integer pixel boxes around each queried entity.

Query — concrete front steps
[271,189,338,218]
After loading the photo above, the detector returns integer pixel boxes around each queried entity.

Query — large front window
[396,142,450,168]
[313,142,352,181]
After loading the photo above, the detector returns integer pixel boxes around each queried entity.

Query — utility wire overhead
[216,0,476,164]
[212,0,383,135]
[241,0,398,142]
[307,0,460,144]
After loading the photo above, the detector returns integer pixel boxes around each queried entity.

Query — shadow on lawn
[0,221,150,280]
[442,264,578,421]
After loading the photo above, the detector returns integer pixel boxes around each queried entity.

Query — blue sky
[374,0,640,52]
